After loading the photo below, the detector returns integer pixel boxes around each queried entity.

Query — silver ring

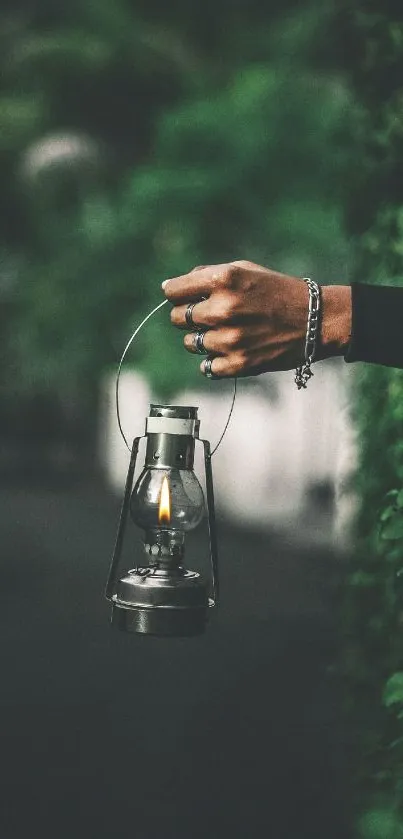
[203,357,218,379]
[193,330,209,355]
[185,302,198,330]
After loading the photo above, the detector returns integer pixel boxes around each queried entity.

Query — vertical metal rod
[202,439,219,605]
[105,437,141,600]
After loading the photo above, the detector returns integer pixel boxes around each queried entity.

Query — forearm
[319,285,352,360]
[318,282,403,369]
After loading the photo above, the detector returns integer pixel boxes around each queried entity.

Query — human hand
[162,260,351,379]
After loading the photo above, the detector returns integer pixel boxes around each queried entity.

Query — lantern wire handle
[116,299,168,453]
[209,377,237,457]
[115,298,237,457]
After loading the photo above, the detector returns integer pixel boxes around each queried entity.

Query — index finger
[162,264,227,303]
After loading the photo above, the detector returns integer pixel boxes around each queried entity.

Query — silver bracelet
[295,277,321,390]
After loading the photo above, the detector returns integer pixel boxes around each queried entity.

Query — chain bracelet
[295,277,321,390]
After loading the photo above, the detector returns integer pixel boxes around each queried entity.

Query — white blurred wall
[99,359,357,546]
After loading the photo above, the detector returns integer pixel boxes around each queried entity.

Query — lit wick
[158,475,171,525]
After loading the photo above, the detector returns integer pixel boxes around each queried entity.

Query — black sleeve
[345,283,403,369]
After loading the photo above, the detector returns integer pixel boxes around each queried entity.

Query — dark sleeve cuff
[345,282,403,368]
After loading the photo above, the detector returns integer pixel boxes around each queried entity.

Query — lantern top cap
[149,405,199,420]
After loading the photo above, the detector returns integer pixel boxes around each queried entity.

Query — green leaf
[380,515,403,541]
[383,489,399,504]
[383,673,403,707]
[379,505,396,522]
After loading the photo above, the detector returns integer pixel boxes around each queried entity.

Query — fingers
[184,329,223,356]
[171,300,212,329]
[162,264,228,303]
[183,327,243,355]
[184,328,254,377]
[200,355,243,379]
[171,293,237,329]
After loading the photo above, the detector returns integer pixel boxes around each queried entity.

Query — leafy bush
[339,2,403,834]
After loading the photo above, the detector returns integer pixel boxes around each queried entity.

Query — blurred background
[0,0,352,481]
[0,0,368,837]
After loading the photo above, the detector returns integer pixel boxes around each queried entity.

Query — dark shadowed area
[0,472,351,839]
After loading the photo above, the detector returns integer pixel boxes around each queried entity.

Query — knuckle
[221,265,237,288]
[215,293,236,322]
[237,350,249,367]
[223,263,246,293]
[216,303,231,323]
[235,349,249,369]
[232,259,251,269]
[229,355,245,375]
[211,270,225,290]
[228,327,243,348]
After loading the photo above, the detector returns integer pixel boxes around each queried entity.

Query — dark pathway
[0,478,351,839]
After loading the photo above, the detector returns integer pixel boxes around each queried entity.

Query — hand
[162,260,351,378]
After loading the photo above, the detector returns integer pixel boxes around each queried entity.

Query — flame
[158,475,171,525]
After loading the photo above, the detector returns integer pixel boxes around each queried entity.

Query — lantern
[105,404,218,637]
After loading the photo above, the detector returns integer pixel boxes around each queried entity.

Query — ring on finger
[203,356,219,380]
[185,302,198,330]
[193,330,209,355]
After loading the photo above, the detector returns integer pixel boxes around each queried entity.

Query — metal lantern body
[106,405,218,637]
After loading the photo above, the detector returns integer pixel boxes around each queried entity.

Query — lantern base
[110,567,210,637]
[111,602,208,637]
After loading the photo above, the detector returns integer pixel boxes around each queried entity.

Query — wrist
[319,285,352,360]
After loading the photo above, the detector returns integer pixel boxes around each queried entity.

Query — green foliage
[1,1,350,402]
[339,1,403,834]
[383,673,403,708]
[358,806,403,839]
